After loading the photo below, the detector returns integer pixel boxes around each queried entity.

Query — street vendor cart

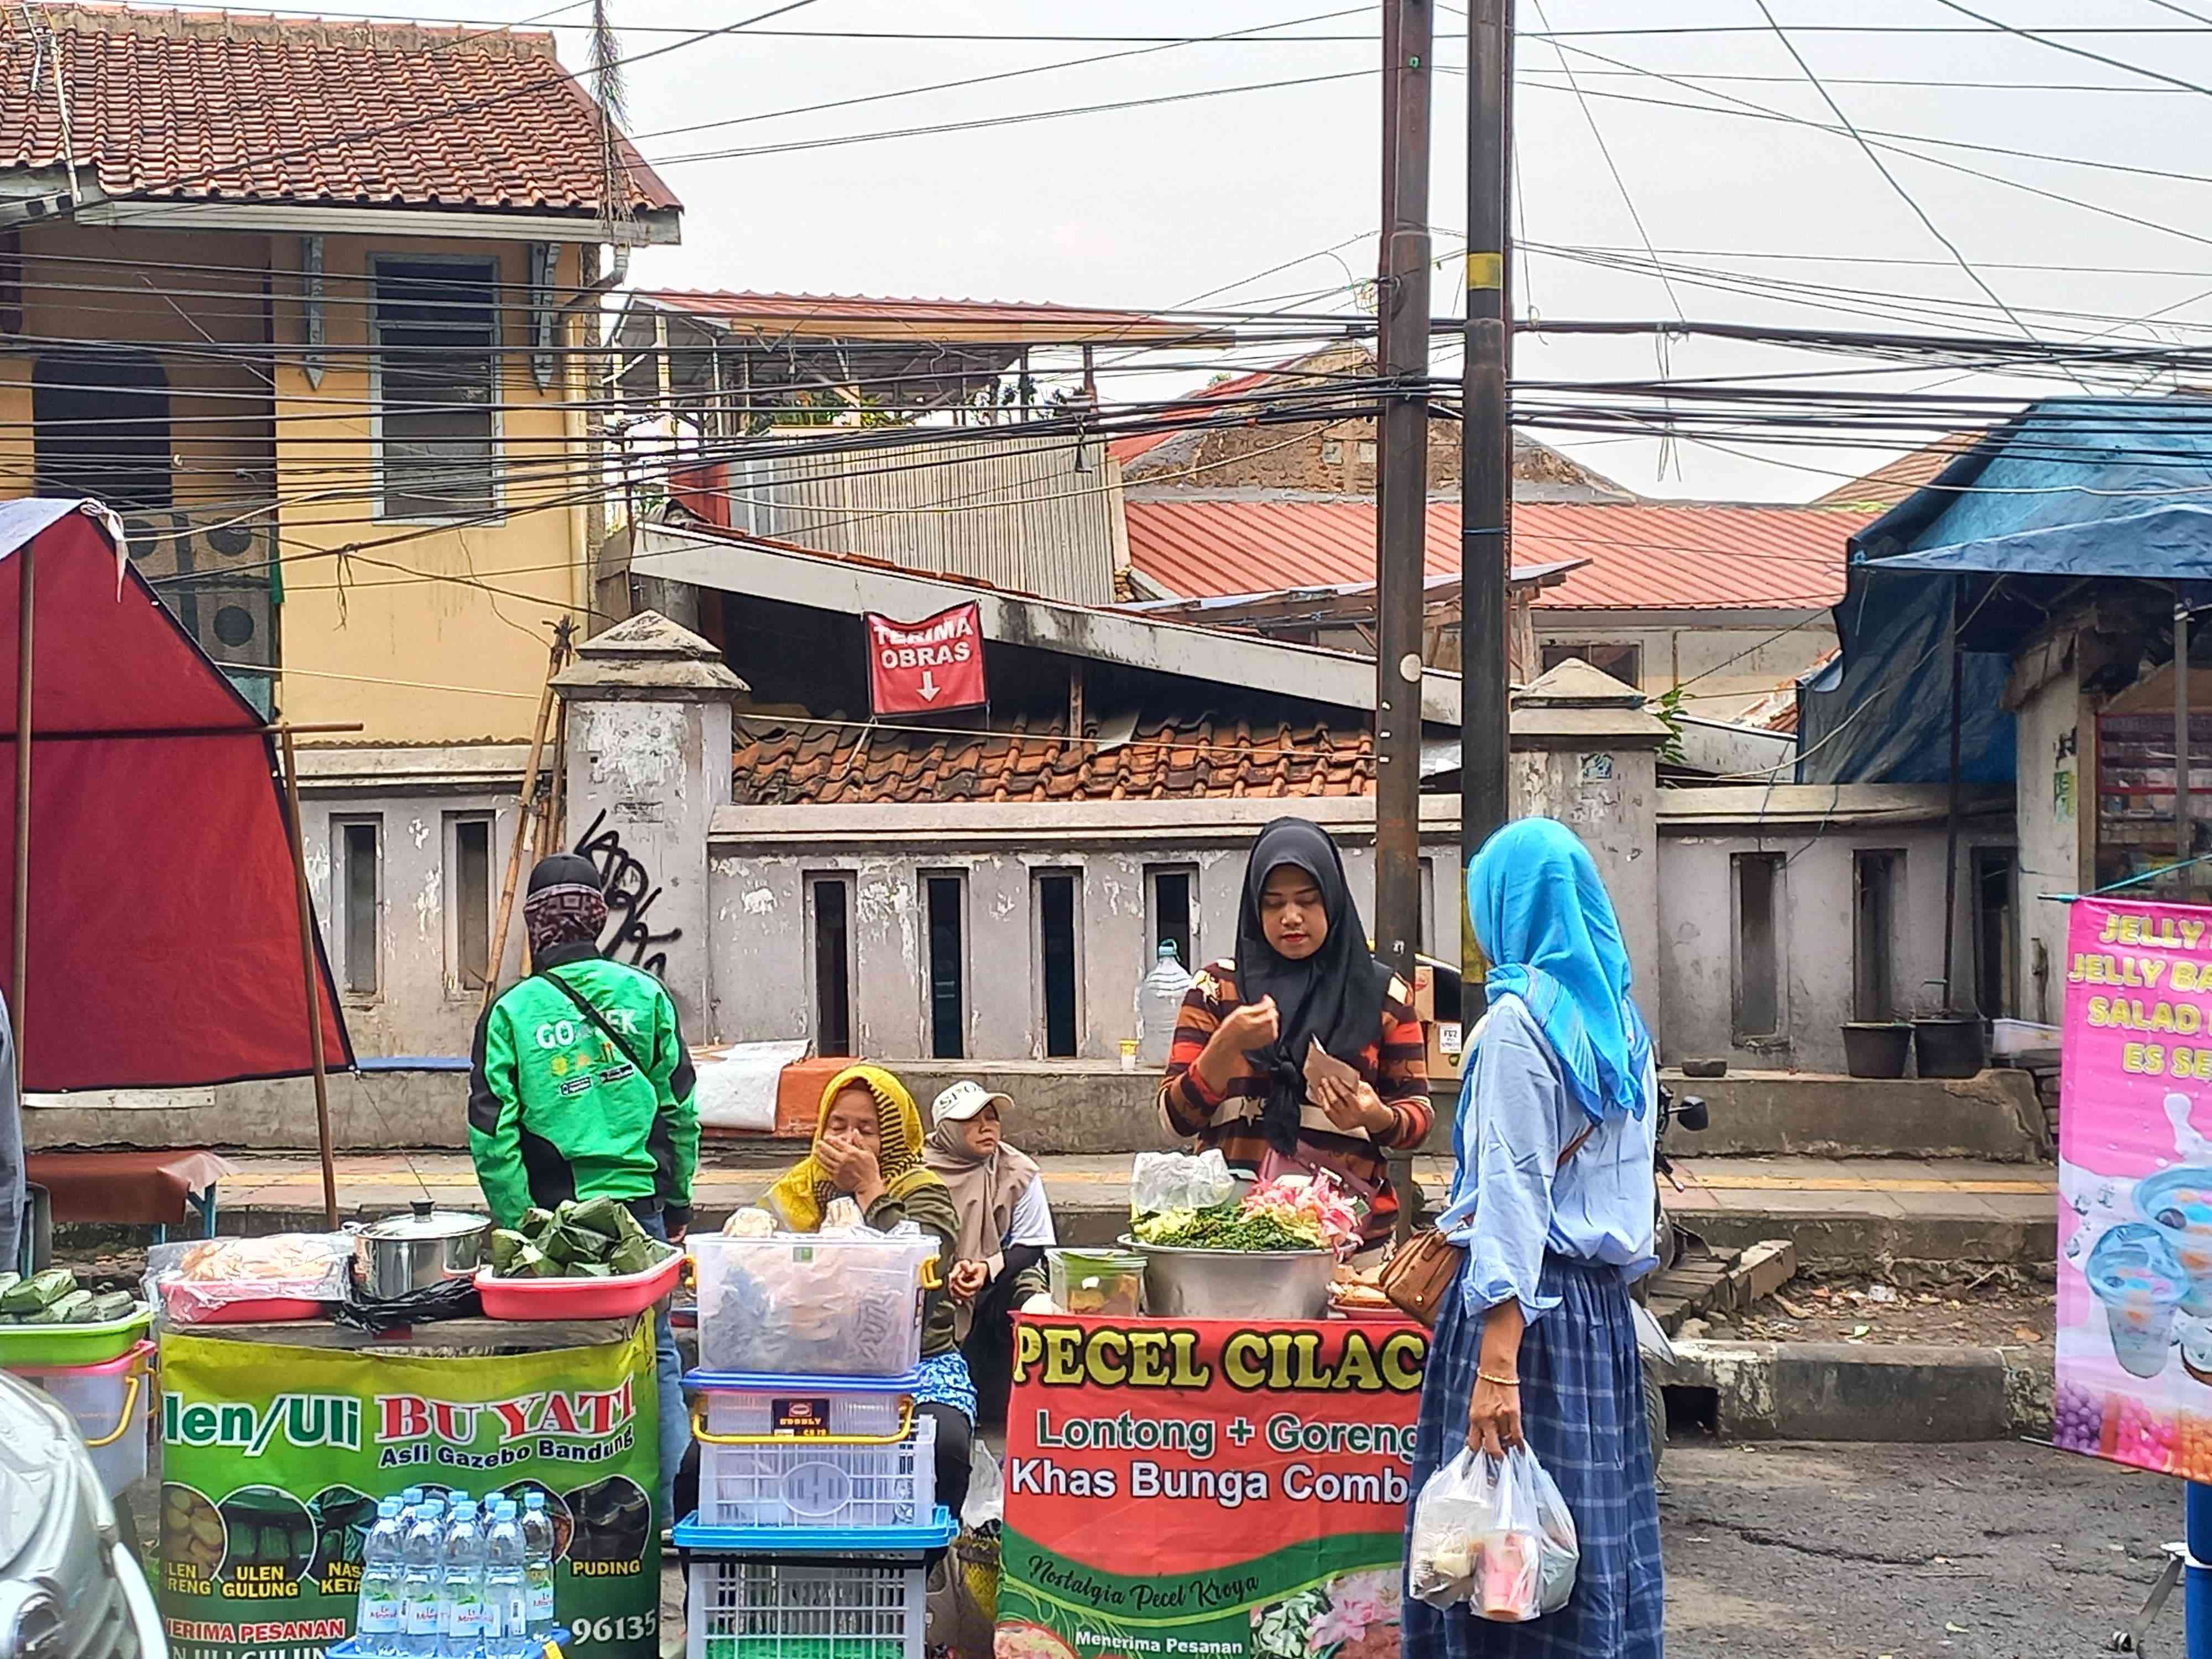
[998,1310,1426,1659]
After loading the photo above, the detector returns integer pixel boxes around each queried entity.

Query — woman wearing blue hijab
[1404,817,1662,1659]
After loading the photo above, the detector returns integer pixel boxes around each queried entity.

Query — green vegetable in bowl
[1133,1201,1325,1252]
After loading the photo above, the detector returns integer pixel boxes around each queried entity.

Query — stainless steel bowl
[1124,1236,1335,1320]
[354,1201,490,1300]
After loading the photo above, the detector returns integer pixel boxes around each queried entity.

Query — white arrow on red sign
[919,671,941,702]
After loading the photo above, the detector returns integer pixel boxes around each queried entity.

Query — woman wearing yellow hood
[755,1063,974,1531]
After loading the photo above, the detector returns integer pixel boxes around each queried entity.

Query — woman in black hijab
[1156,818,1433,1259]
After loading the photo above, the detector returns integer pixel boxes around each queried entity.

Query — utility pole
[1373,0,1433,993]
[1460,0,1513,1016]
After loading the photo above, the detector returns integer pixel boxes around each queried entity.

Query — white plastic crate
[686,1555,926,1659]
[700,1413,936,1531]
[701,1383,910,1442]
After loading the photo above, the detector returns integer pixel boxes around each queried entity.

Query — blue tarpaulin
[1800,399,2212,785]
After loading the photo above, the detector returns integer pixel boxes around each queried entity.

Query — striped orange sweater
[1157,959,1432,1250]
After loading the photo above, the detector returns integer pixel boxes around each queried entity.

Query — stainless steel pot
[355,1201,490,1299]
[1124,1236,1335,1320]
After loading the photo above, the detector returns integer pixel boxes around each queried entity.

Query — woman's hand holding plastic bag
[1407,1446,1579,1622]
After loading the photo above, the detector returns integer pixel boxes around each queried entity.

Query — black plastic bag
[334,1274,483,1333]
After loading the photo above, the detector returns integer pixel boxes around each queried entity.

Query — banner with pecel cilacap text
[999,1316,1425,1659]
[155,1325,660,1659]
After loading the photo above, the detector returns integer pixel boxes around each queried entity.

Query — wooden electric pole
[1373,0,1433,989]
[1461,0,1514,1016]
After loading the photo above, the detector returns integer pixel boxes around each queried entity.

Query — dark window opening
[33,350,174,510]
[340,821,380,997]
[1974,847,2017,1020]
[1853,851,1901,1022]
[1149,867,1194,971]
[1038,872,1079,1058]
[926,875,965,1060]
[1733,852,1781,1042]
[375,259,499,519]
[453,818,492,990]
[811,877,853,1057]
[1539,640,1642,688]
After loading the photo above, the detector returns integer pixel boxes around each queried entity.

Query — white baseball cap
[932,1080,1014,1126]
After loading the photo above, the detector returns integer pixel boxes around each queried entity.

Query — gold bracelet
[1477,1369,1520,1387]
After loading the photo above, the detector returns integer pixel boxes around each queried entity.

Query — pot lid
[363,1199,489,1241]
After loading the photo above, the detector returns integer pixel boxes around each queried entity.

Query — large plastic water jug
[1136,940,1195,1066]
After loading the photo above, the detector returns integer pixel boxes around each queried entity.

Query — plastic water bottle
[518,1493,556,1641]
[438,1500,489,1659]
[356,1500,408,1658]
[399,1499,446,1659]
[1136,938,1194,1065]
[483,1503,529,1659]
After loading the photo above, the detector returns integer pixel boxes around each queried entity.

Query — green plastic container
[0,1301,152,1368]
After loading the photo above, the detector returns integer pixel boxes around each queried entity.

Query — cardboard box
[1425,1016,1465,1083]
[1411,962,1437,1024]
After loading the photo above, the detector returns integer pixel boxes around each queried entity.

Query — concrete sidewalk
[161,1149,2055,1265]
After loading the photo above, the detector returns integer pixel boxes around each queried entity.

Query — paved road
[1663,1442,2178,1658]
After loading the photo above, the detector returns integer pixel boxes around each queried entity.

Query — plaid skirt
[1404,1255,1664,1659]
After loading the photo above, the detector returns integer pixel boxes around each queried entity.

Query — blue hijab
[1468,817,1653,1125]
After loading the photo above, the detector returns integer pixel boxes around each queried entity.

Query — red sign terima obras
[865,602,987,715]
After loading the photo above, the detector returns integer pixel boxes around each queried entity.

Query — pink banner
[2058,896,2212,1475]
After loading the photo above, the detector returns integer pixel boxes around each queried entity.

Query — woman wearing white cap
[926,1080,1057,1426]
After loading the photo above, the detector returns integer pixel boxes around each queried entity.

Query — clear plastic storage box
[692,1233,938,1379]
[686,1556,927,1659]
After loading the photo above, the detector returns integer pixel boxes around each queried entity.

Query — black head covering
[524,853,608,956]
[1235,817,1394,1155]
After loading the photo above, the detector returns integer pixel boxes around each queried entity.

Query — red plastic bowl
[159,1281,329,1324]
[474,1251,684,1321]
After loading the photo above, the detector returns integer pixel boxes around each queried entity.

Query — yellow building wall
[1,222,593,743]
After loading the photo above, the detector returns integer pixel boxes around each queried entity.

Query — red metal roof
[0,4,678,215]
[640,290,1209,343]
[733,712,1375,805]
[1124,498,1872,611]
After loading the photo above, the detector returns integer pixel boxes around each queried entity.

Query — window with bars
[374,258,500,520]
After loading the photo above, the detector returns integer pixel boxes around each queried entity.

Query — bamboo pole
[11,535,29,1076]
[482,636,566,1011]
[278,728,339,1230]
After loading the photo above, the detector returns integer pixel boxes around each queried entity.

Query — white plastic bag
[963,1441,1004,1530]
[1407,1447,1579,1621]
[1130,1150,1239,1218]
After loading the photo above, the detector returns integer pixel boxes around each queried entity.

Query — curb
[1665,1338,2052,1443]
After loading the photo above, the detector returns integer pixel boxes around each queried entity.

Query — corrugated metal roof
[1124,498,1871,610]
[637,290,1212,345]
[0,3,677,215]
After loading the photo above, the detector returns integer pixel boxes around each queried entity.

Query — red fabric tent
[0,500,352,1091]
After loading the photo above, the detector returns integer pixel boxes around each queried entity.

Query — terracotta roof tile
[1,4,679,215]
[1125,497,1872,611]
[732,713,1376,805]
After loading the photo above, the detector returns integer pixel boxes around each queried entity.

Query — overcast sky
[281,0,2212,500]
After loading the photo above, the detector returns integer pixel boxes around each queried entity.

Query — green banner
[155,1327,660,1659]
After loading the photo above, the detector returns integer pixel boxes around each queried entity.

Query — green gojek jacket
[466,945,701,1232]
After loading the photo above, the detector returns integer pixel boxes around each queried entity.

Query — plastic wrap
[145,1233,354,1324]
[1130,1150,1239,1218]
[1407,1448,1579,1621]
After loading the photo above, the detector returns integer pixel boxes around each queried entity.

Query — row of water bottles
[356,1486,557,1658]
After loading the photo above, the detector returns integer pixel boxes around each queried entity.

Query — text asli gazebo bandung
[0,499,353,1240]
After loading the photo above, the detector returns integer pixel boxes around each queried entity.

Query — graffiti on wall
[575,810,682,977]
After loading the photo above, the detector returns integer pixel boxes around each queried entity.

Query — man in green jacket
[468,852,699,1526]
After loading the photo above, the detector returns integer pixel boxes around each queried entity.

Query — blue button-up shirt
[1435,993,1658,1323]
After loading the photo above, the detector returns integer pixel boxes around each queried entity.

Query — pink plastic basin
[474,1250,683,1321]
